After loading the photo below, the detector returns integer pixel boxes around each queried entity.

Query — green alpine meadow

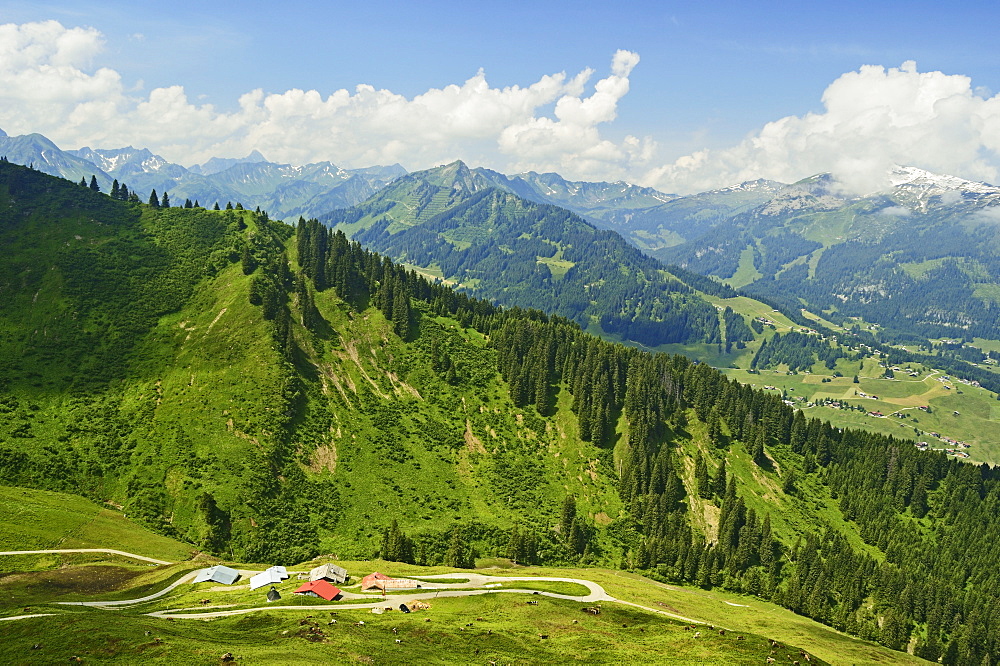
[2,159,1000,665]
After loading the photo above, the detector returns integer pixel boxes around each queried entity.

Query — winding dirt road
[1,550,707,627]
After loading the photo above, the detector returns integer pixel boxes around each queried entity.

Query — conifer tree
[445,526,472,568]
[695,454,712,499]
[714,457,728,498]
[148,189,160,207]
[391,287,410,338]
[161,191,170,208]
[89,175,99,191]
[560,495,577,538]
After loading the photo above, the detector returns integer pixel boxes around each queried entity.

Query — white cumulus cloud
[8,21,1000,195]
[0,21,649,181]
[644,61,1000,194]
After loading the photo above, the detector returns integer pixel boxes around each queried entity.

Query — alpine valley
[3,129,1000,664]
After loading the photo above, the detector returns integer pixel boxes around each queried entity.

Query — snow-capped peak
[888,165,1000,195]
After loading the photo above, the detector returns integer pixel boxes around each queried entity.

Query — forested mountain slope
[661,167,1000,341]
[319,161,726,347]
[5,163,1000,662]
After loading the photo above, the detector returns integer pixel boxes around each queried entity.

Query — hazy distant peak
[192,150,270,176]
[709,178,786,195]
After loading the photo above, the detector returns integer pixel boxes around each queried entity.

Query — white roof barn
[249,566,289,590]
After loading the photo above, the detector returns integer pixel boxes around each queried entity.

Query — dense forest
[325,183,724,347]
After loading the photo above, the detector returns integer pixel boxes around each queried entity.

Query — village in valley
[692,301,1000,464]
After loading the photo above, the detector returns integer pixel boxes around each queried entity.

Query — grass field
[0,553,926,665]
[721,366,1000,463]
[0,593,823,665]
[0,486,195,561]
[0,486,923,665]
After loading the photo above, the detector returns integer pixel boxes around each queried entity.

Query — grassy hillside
[0,548,925,665]
[0,162,622,566]
[0,486,193,561]
[3,162,997,662]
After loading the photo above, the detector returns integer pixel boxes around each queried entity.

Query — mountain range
[319,160,729,348]
[657,166,1000,340]
[0,128,679,226]
[0,129,406,220]
[8,127,1000,349]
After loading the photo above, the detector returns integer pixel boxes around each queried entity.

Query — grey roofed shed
[309,563,349,584]
[194,564,240,585]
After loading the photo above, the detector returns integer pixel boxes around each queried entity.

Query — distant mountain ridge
[658,166,1000,340]
[0,129,406,220]
[320,160,730,348]
[0,129,678,227]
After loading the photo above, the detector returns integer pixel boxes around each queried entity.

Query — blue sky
[4,1,1000,192]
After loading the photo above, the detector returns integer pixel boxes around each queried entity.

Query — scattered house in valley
[194,565,241,585]
[293,579,342,600]
[250,565,289,590]
[309,563,349,584]
[361,572,420,591]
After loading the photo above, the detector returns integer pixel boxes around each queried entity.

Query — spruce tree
[445,526,471,568]
[148,189,160,207]
[161,191,170,207]
[89,175,99,191]
[695,454,712,499]
[560,495,577,538]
